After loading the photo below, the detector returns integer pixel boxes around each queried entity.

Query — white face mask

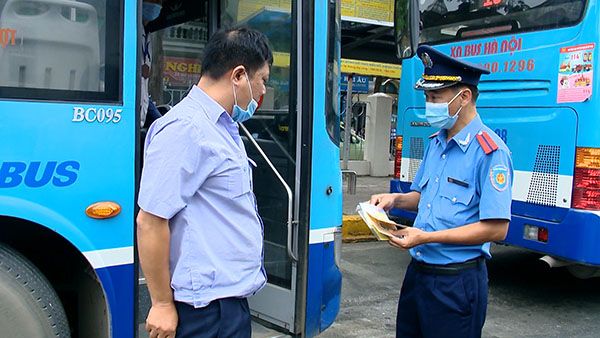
[425,90,464,129]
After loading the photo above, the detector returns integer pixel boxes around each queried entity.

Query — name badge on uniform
[447,177,469,188]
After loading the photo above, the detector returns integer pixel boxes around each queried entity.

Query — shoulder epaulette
[428,131,439,139]
[475,131,498,155]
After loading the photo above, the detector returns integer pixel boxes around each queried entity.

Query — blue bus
[392,0,600,278]
[0,0,342,336]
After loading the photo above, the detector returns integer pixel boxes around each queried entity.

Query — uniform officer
[371,45,513,338]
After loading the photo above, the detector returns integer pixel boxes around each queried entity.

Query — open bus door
[145,0,342,336]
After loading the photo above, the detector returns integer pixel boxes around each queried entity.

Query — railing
[342,170,357,195]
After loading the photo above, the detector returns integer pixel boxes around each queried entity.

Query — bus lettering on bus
[72,107,122,124]
[0,161,79,188]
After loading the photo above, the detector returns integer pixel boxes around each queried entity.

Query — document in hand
[356,202,406,241]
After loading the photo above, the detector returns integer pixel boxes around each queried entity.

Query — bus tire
[0,243,71,337]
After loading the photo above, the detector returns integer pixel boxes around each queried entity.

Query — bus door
[222,1,342,335]
[220,3,301,332]
[147,0,342,335]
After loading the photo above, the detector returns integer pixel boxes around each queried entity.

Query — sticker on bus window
[557,43,594,103]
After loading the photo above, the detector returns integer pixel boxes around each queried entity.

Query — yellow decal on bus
[341,58,401,78]
[342,0,394,26]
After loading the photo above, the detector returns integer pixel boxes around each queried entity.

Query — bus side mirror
[394,0,419,59]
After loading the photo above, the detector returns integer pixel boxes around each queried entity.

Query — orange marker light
[85,202,121,219]
[575,147,600,169]
[394,136,403,179]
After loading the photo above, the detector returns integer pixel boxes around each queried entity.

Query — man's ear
[461,88,473,105]
[231,66,246,85]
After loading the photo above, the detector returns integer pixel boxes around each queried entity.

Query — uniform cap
[415,45,490,90]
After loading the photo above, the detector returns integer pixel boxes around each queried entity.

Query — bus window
[148,16,208,107]
[420,0,587,45]
[221,0,296,290]
[325,0,341,145]
[0,0,122,102]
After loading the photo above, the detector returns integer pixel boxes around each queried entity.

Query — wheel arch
[0,212,111,337]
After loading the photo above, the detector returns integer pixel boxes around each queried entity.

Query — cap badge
[420,52,433,68]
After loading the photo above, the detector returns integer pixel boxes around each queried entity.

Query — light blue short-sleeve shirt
[138,86,266,307]
[409,115,513,264]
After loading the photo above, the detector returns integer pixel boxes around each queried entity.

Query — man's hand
[370,191,420,212]
[369,193,398,211]
[388,227,429,249]
[146,302,178,338]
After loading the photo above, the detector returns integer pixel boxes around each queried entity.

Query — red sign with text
[163,56,201,87]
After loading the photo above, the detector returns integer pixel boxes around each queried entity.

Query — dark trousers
[175,298,251,338]
[396,259,488,338]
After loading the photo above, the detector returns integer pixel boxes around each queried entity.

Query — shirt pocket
[227,158,252,198]
[437,179,476,226]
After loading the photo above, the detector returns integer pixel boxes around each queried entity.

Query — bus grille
[408,137,424,182]
[526,145,560,206]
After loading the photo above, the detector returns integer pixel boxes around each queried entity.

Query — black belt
[412,257,484,275]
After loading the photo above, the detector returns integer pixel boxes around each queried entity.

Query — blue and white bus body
[0,0,137,336]
[305,0,343,334]
[392,0,600,273]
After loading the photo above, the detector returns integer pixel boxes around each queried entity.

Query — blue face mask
[425,90,464,130]
[142,3,162,22]
[232,73,258,123]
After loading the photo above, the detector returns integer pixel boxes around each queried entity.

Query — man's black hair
[201,26,273,80]
[450,83,479,103]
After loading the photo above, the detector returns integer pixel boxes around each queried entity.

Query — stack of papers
[356,202,406,241]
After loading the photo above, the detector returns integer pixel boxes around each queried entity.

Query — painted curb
[342,214,375,242]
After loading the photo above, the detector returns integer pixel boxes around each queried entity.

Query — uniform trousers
[174,297,251,338]
[396,258,488,338]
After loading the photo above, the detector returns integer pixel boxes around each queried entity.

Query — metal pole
[238,123,297,262]
[342,74,353,170]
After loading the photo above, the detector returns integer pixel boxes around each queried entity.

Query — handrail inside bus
[239,123,298,262]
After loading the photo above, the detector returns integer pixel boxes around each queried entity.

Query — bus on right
[391,0,600,278]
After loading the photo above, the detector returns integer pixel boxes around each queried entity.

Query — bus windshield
[420,0,587,45]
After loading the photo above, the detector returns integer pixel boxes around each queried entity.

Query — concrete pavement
[342,175,391,215]
[320,242,600,338]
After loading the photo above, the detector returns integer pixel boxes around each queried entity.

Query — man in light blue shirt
[371,45,513,338]
[137,27,272,338]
